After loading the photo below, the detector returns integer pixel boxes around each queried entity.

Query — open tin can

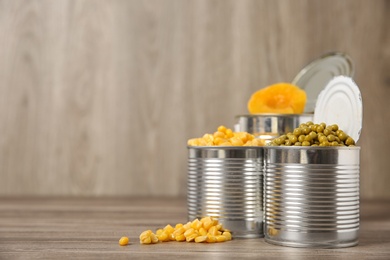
[264,146,360,248]
[187,146,264,238]
[235,114,313,144]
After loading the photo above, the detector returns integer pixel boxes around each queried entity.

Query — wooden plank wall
[0,0,389,198]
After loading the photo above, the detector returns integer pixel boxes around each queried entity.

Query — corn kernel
[119,236,129,246]
[222,231,232,241]
[187,139,198,146]
[216,235,227,242]
[191,219,202,230]
[214,137,227,145]
[215,224,222,231]
[140,230,159,244]
[213,131,225,138]
[211,217,219,226]
[184,228,196,237]
[150,233,159,244]
[199,227,207,236]
[206,235,217,243]
[173,226,185,236]
[208,226,218,236]
[141,236,152,244]
[164,224,174,233]
[157,231,170,242]
[217,125,227,133]
[174,223,183,230]
[140,230,152,240]
[195,235,208,243]
[202,217,214,231]
[226,129,233,138]
[183,222,192,230]
[175,234,186,242]
[186,233,199,242]
[156,229,163,236]
[202,134,214,143]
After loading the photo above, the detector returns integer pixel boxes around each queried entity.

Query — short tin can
[264,146,360,248]
[235,114,313,143]
[187,146,264,238]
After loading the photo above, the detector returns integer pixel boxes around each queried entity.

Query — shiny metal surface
[235,114,313,139]
[187,146,264,238]
[264,146,360,248]
[292,52,354,113]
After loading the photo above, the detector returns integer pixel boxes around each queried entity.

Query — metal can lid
[313,76,363,142]
[292,52,354,113]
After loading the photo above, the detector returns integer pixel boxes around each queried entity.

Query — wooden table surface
[1,197,389,259]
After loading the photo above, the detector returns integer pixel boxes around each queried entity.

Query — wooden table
[1,197,389,259]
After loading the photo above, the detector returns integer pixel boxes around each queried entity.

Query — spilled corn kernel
[139,230,159,244]
[139,217,232,245]
[187,126,265,146]
[118,236,129,246]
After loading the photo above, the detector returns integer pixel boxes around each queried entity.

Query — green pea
[304,135,312,142]
[338,131,348,142]
[331,141,339,146]
[285,140,292,146]
[316,125,324,133]
[309,131,317,140]
[321,141,330,146]
[294,142,302,146]
[320,122,327,129]
[280,135,287,142]
[323,128,331,136]
[331,124,339,131]
[289,135,298,143]
[319,136,328,143]
[298,135,305,143]
[274,138,283,145]
[302,127,311,135]
[345,137,355,146]
[302,141,311,146]
[293,128,302,136]
[327,134,336,142]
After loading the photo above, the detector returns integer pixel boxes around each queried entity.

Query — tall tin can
[264,146,360,248]
[187,146,264,238]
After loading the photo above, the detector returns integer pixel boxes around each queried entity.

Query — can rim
[235,113,314,118]
[187,145,264,150]
[264,145,360,150]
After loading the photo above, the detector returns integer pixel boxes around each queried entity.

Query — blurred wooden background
[0,0,388,198]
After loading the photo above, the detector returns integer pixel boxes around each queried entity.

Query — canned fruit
[247,83,307,114]
[139,217,232,244]
[268,121,356,147]
[187,125,264,146]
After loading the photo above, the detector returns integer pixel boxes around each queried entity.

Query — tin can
[235,114,313,142]
[264,146,360,248]
[187,146,264,238]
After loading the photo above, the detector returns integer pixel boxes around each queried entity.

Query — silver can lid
[314,76,363,142]
[292,52,354,113]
